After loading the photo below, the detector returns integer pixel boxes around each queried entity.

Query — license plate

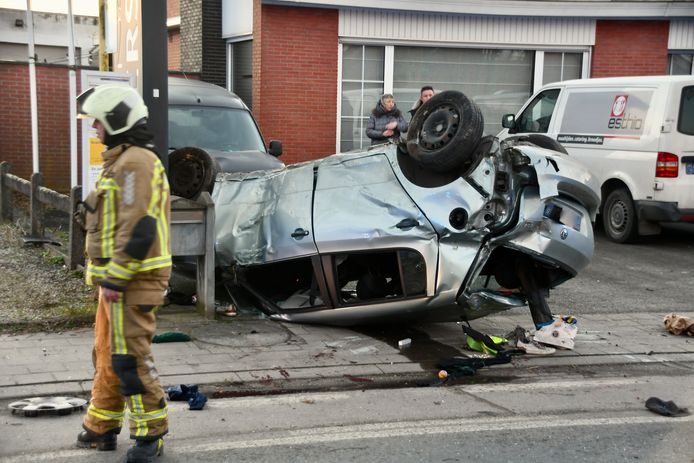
[559,207,582,232]
[686,162,694,175]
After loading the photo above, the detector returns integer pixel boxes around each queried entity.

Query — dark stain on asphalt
[353,324,464,371]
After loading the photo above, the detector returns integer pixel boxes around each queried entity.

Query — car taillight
[655,152,679,178]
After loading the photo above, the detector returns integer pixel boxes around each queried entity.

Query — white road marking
[460,377,647,393]
[4,412,690,461]
[167,391,351,410]
[176,412,694,453]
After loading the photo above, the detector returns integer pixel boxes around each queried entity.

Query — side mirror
[501,114,516,129]
[268,140,283,157]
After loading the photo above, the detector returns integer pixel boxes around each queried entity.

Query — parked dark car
[167,77,284,199]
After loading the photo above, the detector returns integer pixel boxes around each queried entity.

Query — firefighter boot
[126,438,164,463]
[76,428,119,451]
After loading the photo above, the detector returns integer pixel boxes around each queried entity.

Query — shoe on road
[76,428,119,451]
[126,438,164,463]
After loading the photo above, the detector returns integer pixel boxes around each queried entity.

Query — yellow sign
[89,137,105,165]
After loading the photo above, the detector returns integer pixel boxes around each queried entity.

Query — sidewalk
[2,305,693,401]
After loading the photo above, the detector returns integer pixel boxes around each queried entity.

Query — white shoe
[517,339,556,355]
[534,320,575,350]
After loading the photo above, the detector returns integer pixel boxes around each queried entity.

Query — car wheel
[406,90,484,174]
[602,188,638,243]
[169,147,220,200]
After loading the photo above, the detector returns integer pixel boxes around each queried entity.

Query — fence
[0,161,84,269]
[0,161,217,317]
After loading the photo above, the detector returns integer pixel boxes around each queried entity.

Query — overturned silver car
[191,91,600,326]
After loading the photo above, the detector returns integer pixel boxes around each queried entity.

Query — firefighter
[74,84,171,463]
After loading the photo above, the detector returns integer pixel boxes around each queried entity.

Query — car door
[312,153,439,306]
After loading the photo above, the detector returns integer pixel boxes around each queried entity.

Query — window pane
[514,89,560,133]
[670,54,694,75]
[562,53,582,80]
[679,86,694,135]
[364,46,385,81]
[231,40,253,108]
[340,119,372,152]
[361,83,385,117]
[340,45,385,151]
[342,44,364,80]
[394,46,534,135]
[544,52,582,85]
[543,53,563,85]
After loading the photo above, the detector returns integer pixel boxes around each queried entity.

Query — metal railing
[0,161,217,317]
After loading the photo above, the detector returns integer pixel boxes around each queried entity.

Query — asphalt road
[1,222,692,462]
[550,223,694,315]
[3,372,694,462]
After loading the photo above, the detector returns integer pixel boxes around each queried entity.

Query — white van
[498,75,694,243]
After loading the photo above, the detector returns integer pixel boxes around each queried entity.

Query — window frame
[337,44,590,151]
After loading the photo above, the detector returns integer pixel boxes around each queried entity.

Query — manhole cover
[9,396,87,417]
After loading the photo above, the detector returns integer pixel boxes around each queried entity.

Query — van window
[512,89,559,133]
[679,86,694,136]
[168,106,267,152]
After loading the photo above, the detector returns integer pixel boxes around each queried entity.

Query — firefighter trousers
[83,288,168,440]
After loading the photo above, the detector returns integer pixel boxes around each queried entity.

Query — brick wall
[253,4,339,164]
[592,20,669,77]
[168,30,181,71]
[0,63,84,193]
[167,0,180,17]
[181,0,203,74]
[167,0,181,71]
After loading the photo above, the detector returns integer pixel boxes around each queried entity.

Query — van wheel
[169,147,219,200]
[406,91,484,174]
[602,188,638,243]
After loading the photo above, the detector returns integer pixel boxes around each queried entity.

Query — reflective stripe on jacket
[84,144,171,305]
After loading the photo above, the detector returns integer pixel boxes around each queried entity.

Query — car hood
[207,149,285,173]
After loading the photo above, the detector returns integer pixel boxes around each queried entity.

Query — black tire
[406,90,484,174]
[169,147,220,200]
[602,188,639,243]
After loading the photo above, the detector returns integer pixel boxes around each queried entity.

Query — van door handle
[396,218,419,229]
[291,228,310,239]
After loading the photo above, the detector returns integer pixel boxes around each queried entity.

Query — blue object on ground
[166,384,198,401]
[188,392,208,410]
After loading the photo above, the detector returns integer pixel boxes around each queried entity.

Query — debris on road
[533,315,578,350]
[645,397,690,417]
[398,338,411,349]
[9,396,87,417]
[663,313,694,336]
[166,384,208,410]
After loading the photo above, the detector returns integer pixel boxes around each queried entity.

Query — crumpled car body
[211,134,600,326]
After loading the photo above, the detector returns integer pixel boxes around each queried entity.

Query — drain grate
[9,396,88,417]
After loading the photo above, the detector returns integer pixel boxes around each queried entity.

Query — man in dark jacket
[366,93,408,145]
[408,85,435,118]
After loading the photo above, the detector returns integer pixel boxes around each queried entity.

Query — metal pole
[67,0,78,187]
[99,0,108,71]
[26,0,39,173]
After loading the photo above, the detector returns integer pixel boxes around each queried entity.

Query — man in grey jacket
[366,93,408,145]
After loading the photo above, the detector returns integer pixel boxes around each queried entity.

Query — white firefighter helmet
[76,84,148,135]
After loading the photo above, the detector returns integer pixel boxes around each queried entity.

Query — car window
[678,86,694,135]
[513,89,560,133]
[168,106,267,152]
